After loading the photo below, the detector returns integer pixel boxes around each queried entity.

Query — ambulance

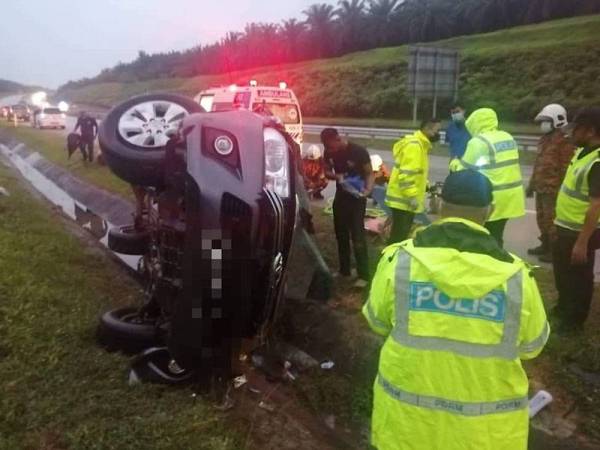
[194,82,303,146]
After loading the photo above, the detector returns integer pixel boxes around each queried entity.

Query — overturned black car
[97,94,300,385]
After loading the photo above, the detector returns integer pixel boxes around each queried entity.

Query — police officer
[553,107,600,333]
[386,118,442,243]
[527,104,575,262]
[74,111,98,162]
[364,169,549,450]
[452,108,525,247]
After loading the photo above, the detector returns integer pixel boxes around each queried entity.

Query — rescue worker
[364,169,549,450]
[302,144,328,200]
[553,107,600,333]
[446,103,471,160]
[526,104,575,262]
[386,118,442,244]
[452,108,525,247]
[322,128,374,288]
[73,111,98,162]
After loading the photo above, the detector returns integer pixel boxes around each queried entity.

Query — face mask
[429,132,441,143]
[540,122,554,134]
[451,112,465,123]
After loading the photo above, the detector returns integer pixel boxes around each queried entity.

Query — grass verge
[0,163,241,449]
[0,121,133,200]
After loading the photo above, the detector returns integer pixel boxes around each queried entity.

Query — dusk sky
[0,0,336,89]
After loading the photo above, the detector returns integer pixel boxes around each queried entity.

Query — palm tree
[336,0,366,52]
[396,0,455,42]
[281,19,306,61]
[303,3,338,57]
[367,0,400,47]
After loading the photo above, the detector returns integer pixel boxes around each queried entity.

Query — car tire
[99,94,203,186]
[108,225,150,255]
[97,307,162,354]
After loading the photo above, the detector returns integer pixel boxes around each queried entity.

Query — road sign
[407,47,460,122]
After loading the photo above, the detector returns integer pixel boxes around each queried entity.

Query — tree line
[59,0,600,90]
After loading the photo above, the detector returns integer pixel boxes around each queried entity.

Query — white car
[33,107,66,129]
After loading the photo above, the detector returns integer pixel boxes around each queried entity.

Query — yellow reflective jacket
[363,218,549,450]
[385,130,432,213]
[555,147,600,231]
[456,109,525,221]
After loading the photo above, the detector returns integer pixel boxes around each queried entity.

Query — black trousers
[333,192,369,280]
[389,208,415,245]
[553,227,600,329]
[485,219,508,248]
[79,136,95,162]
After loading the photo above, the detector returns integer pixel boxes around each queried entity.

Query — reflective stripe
[392,250,523,360]
[519,322,550,354]
[395,167,424,175]
[575,158,600,192]
[398,181,414,188]
[386,194,415,208]
[377,373,528,416]
[475,135,497,165]
[554,217,584,231]
[365,301,391,332]
[494,180,523,191]
[461,158,520,171]
[561,185,589,202]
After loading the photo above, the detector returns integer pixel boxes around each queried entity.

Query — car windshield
[43,108,61,114]
[12,105,26,110]
[252,103,300,124]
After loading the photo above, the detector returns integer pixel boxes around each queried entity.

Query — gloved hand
[449,158,462,172]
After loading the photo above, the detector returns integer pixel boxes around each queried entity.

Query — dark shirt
[578,146,600,198]
[75,116,98,139]
[445,121,471,159]
[324,142,370,182]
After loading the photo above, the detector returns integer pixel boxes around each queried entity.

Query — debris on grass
[258,400,276,413]
[320,360,335,370]
[530,390,554,418]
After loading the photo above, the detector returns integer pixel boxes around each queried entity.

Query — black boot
[528,236,548,256]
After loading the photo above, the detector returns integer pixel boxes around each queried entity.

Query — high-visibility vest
[385,130,431,213]
[458,131,525,220]
[555,147,600,231]
[363,219,549,450]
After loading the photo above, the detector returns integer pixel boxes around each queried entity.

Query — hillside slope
[57,15,600,122]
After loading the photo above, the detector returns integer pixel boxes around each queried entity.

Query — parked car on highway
[97,94,299,384]
[7,104,31,121]
[32,106,66,129]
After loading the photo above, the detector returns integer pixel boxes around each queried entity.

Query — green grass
[0,121,133,200]
[0,164,241,449]
[58,15,600,123]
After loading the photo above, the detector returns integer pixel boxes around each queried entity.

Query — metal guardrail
[304,124,540,152]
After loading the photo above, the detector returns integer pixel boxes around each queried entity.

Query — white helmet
[535,104,568,128]
[304,144,322,160]
[370,154,383,172]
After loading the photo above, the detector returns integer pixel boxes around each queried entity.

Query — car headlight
[263,127,290,198]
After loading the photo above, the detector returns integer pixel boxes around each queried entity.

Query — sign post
[407,47,460,123]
